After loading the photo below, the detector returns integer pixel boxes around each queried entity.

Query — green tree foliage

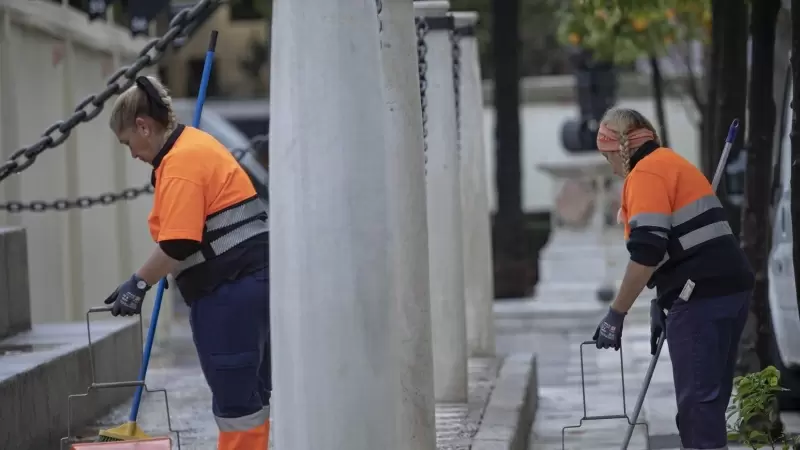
[727,366,799,449]
[555,0,711,64]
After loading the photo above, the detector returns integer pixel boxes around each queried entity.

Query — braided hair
[600,108,661,177]
[109,75,177,136]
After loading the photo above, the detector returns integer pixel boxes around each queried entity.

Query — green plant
[727,366,799,449]
[555,0,710,64]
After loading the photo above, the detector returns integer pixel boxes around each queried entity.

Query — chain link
[451,29,462,162]
[0,185,154,213]
[0,134,268,213]
[0,0,220,185]
[416,18,430,174]
[375,0,383,33]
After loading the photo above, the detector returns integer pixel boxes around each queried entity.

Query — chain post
[0,134,268,213]
[415,18,430,175]
[0,0,221,184]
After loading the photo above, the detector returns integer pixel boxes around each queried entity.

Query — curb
[471,353,538,450]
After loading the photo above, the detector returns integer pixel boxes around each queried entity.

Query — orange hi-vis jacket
[149,125,269,301]
[620,141,754,307]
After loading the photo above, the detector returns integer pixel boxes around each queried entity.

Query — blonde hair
[600,107,660,176]
[109,75,177,135]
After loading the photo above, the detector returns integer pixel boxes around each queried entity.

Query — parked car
[767,74,800,410]
[203,98,269,139]
[172,99,252,150]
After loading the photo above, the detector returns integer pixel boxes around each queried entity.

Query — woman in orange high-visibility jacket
[591,108,754,450]
[105,76,270,450]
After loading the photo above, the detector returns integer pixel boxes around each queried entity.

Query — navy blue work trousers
[189,268,271,425]
[666,290,750,450]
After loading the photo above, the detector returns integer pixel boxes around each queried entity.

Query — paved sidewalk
[79,320,499,449]
[495,297,796,450]
[496,299,651,450]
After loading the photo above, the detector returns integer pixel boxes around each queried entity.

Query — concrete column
[379,0,436,448]
[414,0,468,403]
[269,1,397,449]
[453,11,495,357]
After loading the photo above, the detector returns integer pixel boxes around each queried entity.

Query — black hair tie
[135,76,169,125]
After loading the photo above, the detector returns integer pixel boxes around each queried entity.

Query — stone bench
[0,227,140,450]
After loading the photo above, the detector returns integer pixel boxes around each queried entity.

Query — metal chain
[0,0,220,185]
[0,134,269,213]
[375,0,383,33]
[416,18,430,173]
[451,29,462,162]
[0,185,154,213]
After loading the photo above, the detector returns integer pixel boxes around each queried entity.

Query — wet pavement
[495,299,650,450]
[79,315,500,450]
[494,294,800,450]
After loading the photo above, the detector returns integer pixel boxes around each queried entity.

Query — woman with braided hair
[591,107,753,449]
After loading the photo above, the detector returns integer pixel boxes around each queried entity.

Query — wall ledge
[1,0,147,57]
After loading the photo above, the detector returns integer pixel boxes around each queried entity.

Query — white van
[768,72,800,409]
[171,99,252,150]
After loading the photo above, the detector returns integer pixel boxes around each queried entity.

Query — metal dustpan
[561,340,651,450]
[59,306,182,450]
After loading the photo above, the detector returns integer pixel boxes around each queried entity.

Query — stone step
[0,226,142,450]
[0,227,31,339]
[0,320,140,450]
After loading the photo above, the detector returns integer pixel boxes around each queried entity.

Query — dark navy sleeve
[160,239,201,261]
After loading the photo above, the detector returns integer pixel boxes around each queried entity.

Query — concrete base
[0,227,31,339]
[0,319,140,450]
[471,354,538,450]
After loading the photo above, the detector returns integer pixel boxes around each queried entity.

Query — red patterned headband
[597,123,655,153]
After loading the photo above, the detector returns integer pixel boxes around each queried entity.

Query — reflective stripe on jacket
[174,195,268,278]
[621,141,754,303]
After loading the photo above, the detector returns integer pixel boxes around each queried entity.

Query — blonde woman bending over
[592,107,753,450]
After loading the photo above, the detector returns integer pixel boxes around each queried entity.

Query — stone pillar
[415,0,468,403]
[379,0,437,448]
[453,11,495,357]
[269,0,397,449]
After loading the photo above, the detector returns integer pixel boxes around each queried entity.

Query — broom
[98,29,219,442]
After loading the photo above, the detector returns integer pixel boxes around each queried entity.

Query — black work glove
[593,307,626,350]
[104,274,151,317]
[650,298,667,355]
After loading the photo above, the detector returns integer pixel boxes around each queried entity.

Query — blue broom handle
[128,29,219,423]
